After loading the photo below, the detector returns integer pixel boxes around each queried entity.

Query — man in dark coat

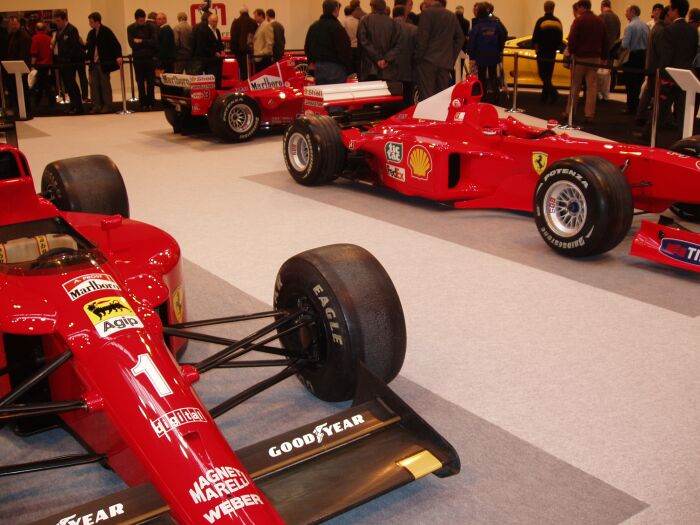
[53,10,84,114]
[86,12,122,113]
[193,13,224,87]
[650,0,698,139]
[6,16,32,117]
[468,3,505,103]
[305,0,353,85]
[393,5,418,106]
[173,12,192,74]
[266,9,286,62]
[358,0,402,81]
[230,7,258,80]
[156,13,175,73]
[532,0,564,103]
[127,8,158,110]
[415,0,464,100]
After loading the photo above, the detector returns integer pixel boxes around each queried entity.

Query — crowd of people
[0,6,286,115]
[2,0,699,136]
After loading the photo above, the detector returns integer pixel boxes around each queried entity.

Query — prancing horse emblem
[532,152,548,175]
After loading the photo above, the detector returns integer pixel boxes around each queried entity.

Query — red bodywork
[0,146,284,524]
[305,77,700,271]
[162,54,311,128]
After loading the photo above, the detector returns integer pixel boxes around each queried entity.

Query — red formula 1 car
[159,54,311,142]
[281,77,700,272]
[0,146,459,524]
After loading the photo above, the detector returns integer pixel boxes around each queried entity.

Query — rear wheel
[208,93,261,142]
[283,116,346,186]
[41,155,129,217]
[274,244,406,402]
[668,136,700,222]
[534,156,633,257]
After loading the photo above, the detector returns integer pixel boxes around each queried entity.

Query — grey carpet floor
[0,260,646,525]
[247,172,700,317]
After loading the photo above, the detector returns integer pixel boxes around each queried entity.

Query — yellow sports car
[501,36,570,88]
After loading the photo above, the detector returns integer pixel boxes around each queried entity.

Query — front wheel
[274,244,406,402]
[534,156,633,257]
[208,93,261,142]
[282,116,346,186]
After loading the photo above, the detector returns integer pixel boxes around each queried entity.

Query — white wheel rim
[543,181,587,237]
[227,104,254,133]
[287,132,310,172]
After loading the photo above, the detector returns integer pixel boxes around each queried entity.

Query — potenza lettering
[268,414,365,457]
[55,504,124,525]
[189,466,265,523]
[63,273,121,300]
[151,407,206,437]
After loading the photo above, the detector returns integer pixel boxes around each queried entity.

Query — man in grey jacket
[393,5,418,106]
[415,0,463,99]
[358,0,402,81]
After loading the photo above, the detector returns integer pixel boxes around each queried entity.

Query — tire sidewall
[283,120,319,184]
[221,96,260,141]
[534,164,604,254]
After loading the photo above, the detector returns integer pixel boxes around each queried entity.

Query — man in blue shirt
[621,5,649,114]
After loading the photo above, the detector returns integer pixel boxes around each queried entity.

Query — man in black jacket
[358,0,402,81]
[86,12,122,114]
[415,0,463,100]
[6,16,31,117]
[193,13,224,87]
[127,9,158,110]
[305,0,353,85]
[532,1,563,103]
[156,13,175,74]
[230,7,258,80]
[53,10,84,114]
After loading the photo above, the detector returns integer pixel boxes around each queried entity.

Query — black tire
[208,93,261,142]
[282,115,346,186]
[41,155,130,218]
[274,244,406,402]
[163,103,195,134]
[534,156,633,257]
[668,136,700,222]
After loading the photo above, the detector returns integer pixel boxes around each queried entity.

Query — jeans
[314,61,347,85]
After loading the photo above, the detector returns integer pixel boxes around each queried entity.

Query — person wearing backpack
[468,2,505,103]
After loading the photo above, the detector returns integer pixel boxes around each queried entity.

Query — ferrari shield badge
[171,286,185,323]
[532,152,548,175]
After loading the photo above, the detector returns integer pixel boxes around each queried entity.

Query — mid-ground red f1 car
[282,78,700,273]
[159,54,310,142]
[0,145,459,524]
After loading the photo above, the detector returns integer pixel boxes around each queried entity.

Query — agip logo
[83,296,144,338]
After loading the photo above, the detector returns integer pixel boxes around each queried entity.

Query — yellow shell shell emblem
[532,151,548,175]
[408,146,432,179]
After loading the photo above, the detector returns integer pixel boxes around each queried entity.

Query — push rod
[0,400,87,421]
[0,453,106,477]
[166,310,282,329]
[0,350,72,407]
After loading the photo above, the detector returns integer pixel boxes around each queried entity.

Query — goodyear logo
[83,296,144,338]
[408,145,432,179]
[171,286,185,323]
[660,238,700,266]
[532,152,548,175]
[385,142,403,163]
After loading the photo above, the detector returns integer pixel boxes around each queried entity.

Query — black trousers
[236,53,250,80]
[537,52,557,100]
[416,60,450,101]
[133,58,155,107]
[255,56,273,74]
[33,67,55,106]
[477,64,499,104]
[59,64,82,112]
[623,50,646,112]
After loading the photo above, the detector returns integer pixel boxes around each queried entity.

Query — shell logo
[408,145,432,179]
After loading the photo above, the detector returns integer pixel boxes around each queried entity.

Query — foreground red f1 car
[0,145,459,524]
[283,77,700,273]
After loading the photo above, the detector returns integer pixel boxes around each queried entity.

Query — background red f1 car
[282,77,700,273]
[0,145,459,524]
[160,54,310,142]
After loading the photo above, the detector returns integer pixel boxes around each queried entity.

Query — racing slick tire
[41,155,130,218]
[283,115,346,186]
[274,244,406,402]
[668,136,700,222]
[534,156,633,257]
[163,101,199,134]
[208,93,261,142]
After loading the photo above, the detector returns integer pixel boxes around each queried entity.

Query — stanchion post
[117,59,133,116]
[0,72,6,116]
[506,52,525,113]
[128,56,138,102]
[650,68,660,148]
[559,55,581,130]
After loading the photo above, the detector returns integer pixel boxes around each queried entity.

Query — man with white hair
[230,5,258,79]
[156,12,175,73]
[173,12,192,73]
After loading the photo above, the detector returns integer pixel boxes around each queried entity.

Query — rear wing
[303,81,404,115]
[159,74,217,115]
[29,363,459,525]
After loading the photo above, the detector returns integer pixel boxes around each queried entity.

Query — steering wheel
[30,246,80,269]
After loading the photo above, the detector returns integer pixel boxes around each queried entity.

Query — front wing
[630,218,700,272]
